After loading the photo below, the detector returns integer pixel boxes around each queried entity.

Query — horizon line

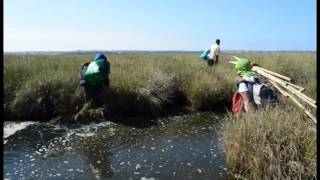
[4,49,317,53]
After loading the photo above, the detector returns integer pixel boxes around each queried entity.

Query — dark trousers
[84,84,106,106]
[207,59,215,66]
[207,56,219,66]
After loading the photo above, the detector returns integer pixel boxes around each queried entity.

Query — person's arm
[241,91,254,112]
[238,82,254,112]
[80,63,90,86]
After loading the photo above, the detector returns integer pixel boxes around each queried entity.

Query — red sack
[232,92,244,113]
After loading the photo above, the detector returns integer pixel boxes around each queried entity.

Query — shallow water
[4,112,229,180]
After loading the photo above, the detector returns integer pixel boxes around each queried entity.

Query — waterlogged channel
[4,112,230,180]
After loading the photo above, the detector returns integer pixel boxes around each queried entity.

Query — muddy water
[4,112,229,180]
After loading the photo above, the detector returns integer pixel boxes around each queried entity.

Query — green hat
[234,57,256,77]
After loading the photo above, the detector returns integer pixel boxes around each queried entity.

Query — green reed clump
[7,78,82,120]
[222,104,317,179]
[4,55,89,119]
[187,70,233,110]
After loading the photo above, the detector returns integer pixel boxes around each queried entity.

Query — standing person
[208,39,221,66]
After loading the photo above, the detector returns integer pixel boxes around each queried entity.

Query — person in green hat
[232,56,257,113]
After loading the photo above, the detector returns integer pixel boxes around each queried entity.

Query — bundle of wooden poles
[230,56,317,124]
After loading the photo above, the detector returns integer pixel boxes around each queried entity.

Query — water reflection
[80,139,114,178]
[4,112,228,179]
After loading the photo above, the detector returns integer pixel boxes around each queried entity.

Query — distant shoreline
[4,50,316,55]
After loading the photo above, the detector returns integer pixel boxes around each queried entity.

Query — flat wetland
[4,52,317,179]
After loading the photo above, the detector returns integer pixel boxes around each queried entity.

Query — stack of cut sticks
[229,57,316,124]
[251,65,317,124]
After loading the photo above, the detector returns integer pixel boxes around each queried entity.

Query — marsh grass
[4,54,235,119]
[4,53,316,118]
[3,52,316,178]
[219,53,317,179]
[222,104,316,179]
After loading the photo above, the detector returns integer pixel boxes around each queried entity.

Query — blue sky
[4,0,316,51]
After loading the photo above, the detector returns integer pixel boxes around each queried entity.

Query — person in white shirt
[208,39,221,66]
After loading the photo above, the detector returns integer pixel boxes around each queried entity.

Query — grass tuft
[222,105,317,179]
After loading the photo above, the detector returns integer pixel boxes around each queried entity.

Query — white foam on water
[74,132,96,137]
[34,121,114,155]
[3,121,38,140]
[66,121,113,138]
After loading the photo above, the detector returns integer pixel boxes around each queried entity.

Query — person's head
[216,39,220,45]
[95,53,107,61]
[234,58,256,77]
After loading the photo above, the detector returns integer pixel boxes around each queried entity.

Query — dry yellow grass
[222,105,316,179]
[3,52,316,178]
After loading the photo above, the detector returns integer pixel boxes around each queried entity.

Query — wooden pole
[252,67,315,105]
[252,67,305,92]
[282,85,317,108]
[276,79,316,105]
[254,66,292,82]
[287,83,305,93]
[269,80,317,124]
[278,82,317,108]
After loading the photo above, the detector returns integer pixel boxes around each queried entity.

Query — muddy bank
[4,84,232,125]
